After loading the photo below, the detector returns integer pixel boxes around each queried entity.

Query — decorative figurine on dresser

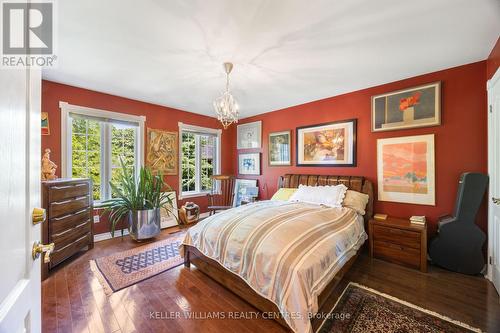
[41,178,94,280]
[41,148,58,180]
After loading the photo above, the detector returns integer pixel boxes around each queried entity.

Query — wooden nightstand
[369,217,427,272]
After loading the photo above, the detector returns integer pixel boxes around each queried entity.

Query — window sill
[93,201,106,209]
[179,191,210,200]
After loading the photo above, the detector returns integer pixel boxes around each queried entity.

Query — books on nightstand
[410,215,426,225]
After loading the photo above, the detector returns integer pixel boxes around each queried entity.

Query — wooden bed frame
[184,174,374,331]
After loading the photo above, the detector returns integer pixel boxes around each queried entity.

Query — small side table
[369,217,427,272]
[179,202,200,225]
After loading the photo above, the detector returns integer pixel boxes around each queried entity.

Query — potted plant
[101,158,177,241]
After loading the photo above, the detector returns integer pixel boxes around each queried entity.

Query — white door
[488,68,500,294]
[0,65,43,332]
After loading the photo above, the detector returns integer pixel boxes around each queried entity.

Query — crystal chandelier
[213,62,239,129]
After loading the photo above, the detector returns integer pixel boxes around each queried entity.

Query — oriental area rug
[318,282,482,333]
[90,232,185,294]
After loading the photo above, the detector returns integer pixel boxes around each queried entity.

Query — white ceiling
[43,0,500,118]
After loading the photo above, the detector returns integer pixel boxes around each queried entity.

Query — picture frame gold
[371,82,441,132]
[146,128,178,175]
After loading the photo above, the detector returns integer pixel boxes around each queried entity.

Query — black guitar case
[429,172,488,275]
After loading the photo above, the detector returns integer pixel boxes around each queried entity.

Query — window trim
[178,122,221,200]
[60,101,146,202]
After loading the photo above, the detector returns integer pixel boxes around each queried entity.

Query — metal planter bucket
[128,208,161,241]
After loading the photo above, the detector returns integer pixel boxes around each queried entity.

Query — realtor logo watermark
[1,0,57,67]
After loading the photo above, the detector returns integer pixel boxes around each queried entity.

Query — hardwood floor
[42,228,500,333]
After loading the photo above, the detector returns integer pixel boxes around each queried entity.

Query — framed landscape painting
[377,134,435,205]
[372,82,441,132]
[296,119,356,167]
[237,121,262,149]
[238,153,261,175]
[268,130,291,166]
[147,128,178,175]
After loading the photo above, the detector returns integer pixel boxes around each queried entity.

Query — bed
[181,174,374,333]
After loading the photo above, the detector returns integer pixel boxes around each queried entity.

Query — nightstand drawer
[373,224,420,249]
[373,240,420,269]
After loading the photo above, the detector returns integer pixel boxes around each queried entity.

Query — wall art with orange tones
[377,134,435,205]
[41,112,50,135]
[372,82,441,132]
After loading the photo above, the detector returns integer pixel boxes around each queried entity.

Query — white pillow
[342,190,369,215]
[288,184,348,207]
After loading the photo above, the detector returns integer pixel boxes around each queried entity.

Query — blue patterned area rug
[90,232,185,294]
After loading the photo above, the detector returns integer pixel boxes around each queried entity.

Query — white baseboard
[93,212,211,243]
[94,229,129,242]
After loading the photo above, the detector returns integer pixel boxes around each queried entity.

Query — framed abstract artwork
[377,134,435,205]
[372,82,441,132]
[237,121,262,149]
[146,128,178,175]
[233,179,258,207]
[159,191,178,229]
[41,112,50,135]
[268,130,291,166]
[296,119,356,167]
[238,153,261,175]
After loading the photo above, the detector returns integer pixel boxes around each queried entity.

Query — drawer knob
[32,208,46,225]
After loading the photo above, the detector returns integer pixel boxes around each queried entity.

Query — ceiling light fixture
[213,62,239,129]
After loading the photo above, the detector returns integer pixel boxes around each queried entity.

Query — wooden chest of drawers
[369,217,427,272]
[42,178,94,279]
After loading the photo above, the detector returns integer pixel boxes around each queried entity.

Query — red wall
[41,80,236,234]
[487,37,500,80]
[234,61,488,234]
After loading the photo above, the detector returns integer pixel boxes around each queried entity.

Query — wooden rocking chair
[207,175,236,216]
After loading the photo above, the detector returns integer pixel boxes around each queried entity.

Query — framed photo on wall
[372,82,441,132]
[268,130,291,166]
[237,121,262,149]
[238,153,261,175]
[296,119,356,167]
[377,134,435,205]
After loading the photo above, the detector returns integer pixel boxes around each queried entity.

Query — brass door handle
[493,197,500,205]
[32,208,46,225]
[32,241,55,263]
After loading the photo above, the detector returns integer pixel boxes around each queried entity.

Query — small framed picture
[238,153,261,175]
[159,191,178,228]
[233,179,258,207]
[296,119,356,167]
[41,112,50,135]
[268,130,291,166]
[237,121,262,149]
[372,82,441,132]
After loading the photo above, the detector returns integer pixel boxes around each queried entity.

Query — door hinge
[490,105,493,114]
[490,256,494,265]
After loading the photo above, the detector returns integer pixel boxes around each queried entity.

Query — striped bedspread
[180,200,367,333]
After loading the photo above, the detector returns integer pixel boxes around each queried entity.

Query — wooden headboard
[277,174,374,222]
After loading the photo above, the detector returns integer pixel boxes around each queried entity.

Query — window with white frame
[179,122,221,198]
[60,102,145,202]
